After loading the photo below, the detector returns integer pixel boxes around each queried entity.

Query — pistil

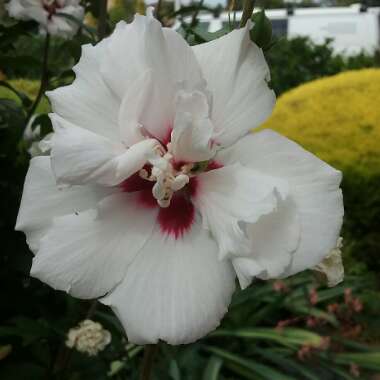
[138,146,192,208]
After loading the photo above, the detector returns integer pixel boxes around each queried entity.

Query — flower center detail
[141,143,194,208]
[42,0,62,18]
[120,134,221,239]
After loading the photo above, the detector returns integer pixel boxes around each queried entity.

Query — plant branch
[24,33,50,128]
[97,0,108,41]
[184,0,204,40]
[240,0,255,27]
[155,0,163,23]
[139,345,158,380]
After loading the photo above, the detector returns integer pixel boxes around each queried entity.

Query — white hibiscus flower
[16,12,344,345]
[6,0,84,38]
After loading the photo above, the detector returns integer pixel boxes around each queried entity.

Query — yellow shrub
[0,79,50,114]
[261,69,380,176]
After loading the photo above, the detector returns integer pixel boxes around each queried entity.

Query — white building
[175,4,380,55]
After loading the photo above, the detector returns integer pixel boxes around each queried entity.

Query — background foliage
[1,1,380,379]
[262,69,380,275]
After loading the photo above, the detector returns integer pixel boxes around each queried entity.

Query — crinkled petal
[47,40,120,141]
[100,14,204,141]
[31,193,158,299]
[50,114,159,186]
[15,156,111,252]
[218,129,343,279]
[232,257,264,290]
[192,25,275,147]
[193,163,287,260]
[247,196,300,281]
[170,90,216,162]
[101,221,236,345]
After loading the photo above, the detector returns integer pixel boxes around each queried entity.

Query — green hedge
[262,69,380,275]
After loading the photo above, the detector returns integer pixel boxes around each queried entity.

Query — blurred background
[0,0,380,379]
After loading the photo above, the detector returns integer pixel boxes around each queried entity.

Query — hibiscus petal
[192,163,287,260]
[101,221,236,345]
[50,114,159,186]
[170,90,216,162]
[30,193,158,299]
[218,129,343,279]
[100,13,204,142]
[232,257,264,290]
[118,70,153,146]
[192,25,275,147]
[246,196,300,281]
[47,40,120,141]
[15,156,110,253]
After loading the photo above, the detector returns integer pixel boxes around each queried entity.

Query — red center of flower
[120,161,220,239]
[43,0,62,19]
[121,168,198,239]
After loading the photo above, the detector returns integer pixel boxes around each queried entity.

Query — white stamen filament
[138,145,192,208]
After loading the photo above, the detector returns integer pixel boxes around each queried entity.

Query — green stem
[239,0,255,28]
[24,33,50,128]
[140,345,158,380]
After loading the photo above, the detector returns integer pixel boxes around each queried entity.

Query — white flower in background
[16,11,344,345]
[66,319,111,356]
[6,0,84,38]
[314,237,344,287]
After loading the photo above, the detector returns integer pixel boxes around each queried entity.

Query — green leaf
[108,360,126,377]
[334,352,380,371]
[127,345,143,358]
[169,359,181,380]
[332,337,372,352]
[325,366,356,380]
[203,356,223,380]
[203,346,296,380]
[0,55,41,71]
[210,327,323,348]
[231,281,279,307]
[0,81,32,107]
[0,317,51,346]
[189,26,228,43]
[31,113,52,137]
[254,348,320,380]
[0,98,25,138]
[288,305,339,326]
[250,10,272,50]
[225,361,263,379]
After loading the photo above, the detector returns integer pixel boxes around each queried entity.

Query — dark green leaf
[203,346,296,380]
[0,81,32,107]
[250,10,272,50]
[203,356,223,380]
[210,327,323,348]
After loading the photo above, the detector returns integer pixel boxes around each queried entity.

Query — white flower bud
[313,237,344,287]
[65,319,111,356]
